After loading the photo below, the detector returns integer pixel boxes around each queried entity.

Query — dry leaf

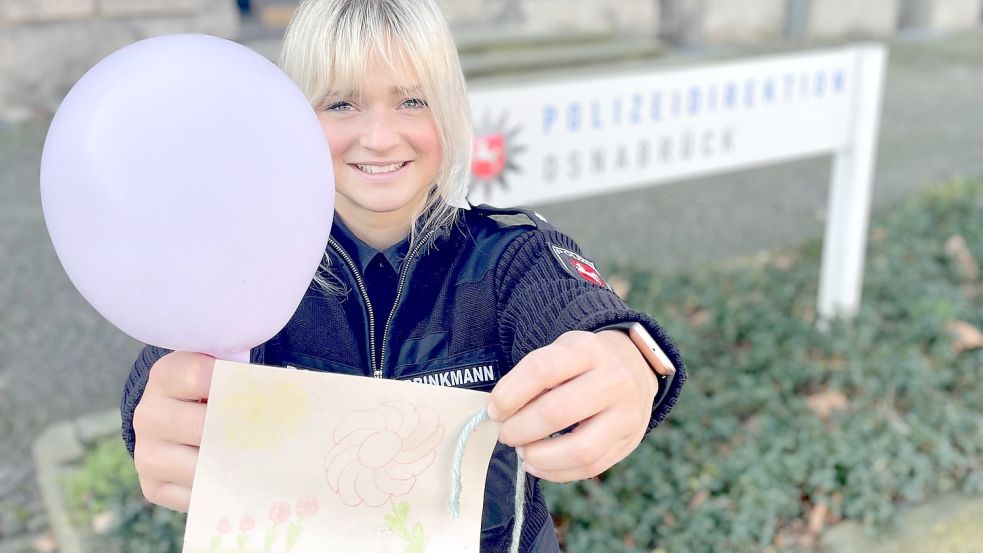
[807,502,829,535]
[945,321,983,353]
[961,283,979,300]
[91,510,115,534]
[688,489,709,510]
[768,253,795,270]
[871,226,887,241]
[688,308,710,326]
[806,389,849,419]
[944,235,980,282]
[31,533,57,553]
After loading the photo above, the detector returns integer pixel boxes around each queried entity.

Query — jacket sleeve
[493,228,686,433]
[120,344,172,457]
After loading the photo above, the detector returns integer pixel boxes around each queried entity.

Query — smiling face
[316,53,442,235]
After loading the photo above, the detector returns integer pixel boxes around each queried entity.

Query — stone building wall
[1,0,981,122]
[805,0,901,38]
[0,0,237,121]
[899,0,983,32]
[660,0,787,45]
[434,0,660,35]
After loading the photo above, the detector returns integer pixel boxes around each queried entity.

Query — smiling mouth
[352,161,409,174]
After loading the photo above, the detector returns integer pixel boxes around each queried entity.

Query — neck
[334,200,415,251]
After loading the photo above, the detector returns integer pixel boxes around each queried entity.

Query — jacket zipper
[328,230,433,379]
[379,231,434,377]
[328,238,378,375]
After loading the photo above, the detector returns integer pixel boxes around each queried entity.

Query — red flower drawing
[217,518,232,535]
[269,500,291,524]
[239,515,255,532]
[294,495,319,519]
[323,401,445,507]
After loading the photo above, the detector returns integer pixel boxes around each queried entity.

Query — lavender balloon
[40,34,334,362]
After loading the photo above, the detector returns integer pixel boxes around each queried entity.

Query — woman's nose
[359,111,400,152]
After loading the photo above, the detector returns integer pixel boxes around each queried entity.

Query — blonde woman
[121,0,686,550]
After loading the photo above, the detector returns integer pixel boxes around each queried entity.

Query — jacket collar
[330,216,410,274]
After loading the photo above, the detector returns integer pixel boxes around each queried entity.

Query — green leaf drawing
[384,501,426,553]
[407,522,426,553]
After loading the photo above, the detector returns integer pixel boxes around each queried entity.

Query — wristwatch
[596,322,676,409]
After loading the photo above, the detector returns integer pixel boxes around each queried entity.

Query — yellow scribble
[219,370,310,450]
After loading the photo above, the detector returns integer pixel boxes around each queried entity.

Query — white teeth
[355,162,406,174]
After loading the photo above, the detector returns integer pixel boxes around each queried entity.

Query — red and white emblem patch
[550,245,609,289]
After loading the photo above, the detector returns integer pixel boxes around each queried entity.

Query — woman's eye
[326,101,354,112]
[402,98,428,109]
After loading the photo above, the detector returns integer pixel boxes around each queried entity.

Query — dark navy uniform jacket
[121,205,686,552]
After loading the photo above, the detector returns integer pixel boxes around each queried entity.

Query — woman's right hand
[131,351,214,512]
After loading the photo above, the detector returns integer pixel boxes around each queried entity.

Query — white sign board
[467,45,887,321]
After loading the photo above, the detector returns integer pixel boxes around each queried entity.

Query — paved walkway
[1,24,982,553]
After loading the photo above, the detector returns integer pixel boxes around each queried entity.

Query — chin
[341,190,423,216]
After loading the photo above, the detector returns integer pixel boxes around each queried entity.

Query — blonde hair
[279,0,473,293]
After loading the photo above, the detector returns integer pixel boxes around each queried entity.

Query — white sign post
[467,45,887,322]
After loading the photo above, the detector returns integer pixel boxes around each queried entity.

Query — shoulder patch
[549,244,610,289]
[471,204,553,230]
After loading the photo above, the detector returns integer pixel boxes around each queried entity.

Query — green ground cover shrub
[62,439,185,552]
[61,180,982,552]
[544,179,983,552]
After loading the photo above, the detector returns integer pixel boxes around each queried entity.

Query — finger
[525,443,630,484]
[151,352,215,402]
[134,395,207,447]
[134,442,199,489]
[499,365,623,446]
[141,480,193,513]
[489,334,597,421]
[520,408,637,475]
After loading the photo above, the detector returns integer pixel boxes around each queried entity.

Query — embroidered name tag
[550,244,610,289]
[408,362,499,389]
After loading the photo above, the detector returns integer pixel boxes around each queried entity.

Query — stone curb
[821,493,983,553]
[32,410,121,553]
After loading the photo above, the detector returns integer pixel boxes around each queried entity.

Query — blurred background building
[2,0,982,121]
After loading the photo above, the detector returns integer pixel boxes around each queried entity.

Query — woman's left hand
[488,329,658,483]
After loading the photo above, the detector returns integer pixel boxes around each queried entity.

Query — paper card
[184,361,501,553]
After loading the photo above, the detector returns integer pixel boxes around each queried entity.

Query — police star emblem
[470,111,526,198]
[549,245,611,290]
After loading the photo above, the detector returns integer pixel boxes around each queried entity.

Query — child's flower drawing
[221,372,310,450]
[217,518,232,535]
[286,495,319,552]
[236,514,255,551]
[294,495,319,519]
[239,515,256,533]
[263,499,292,553]
[323,401,445,507]
[268,501,292,524]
